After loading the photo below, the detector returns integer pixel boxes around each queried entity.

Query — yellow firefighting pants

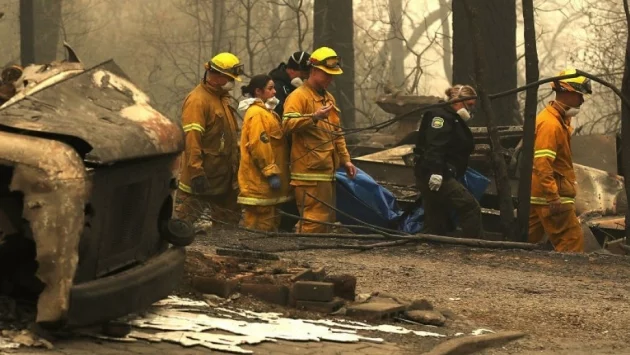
[174,188,241,227]
[528,204,584,253]
[242,205,281,232]
[294,181,335,233]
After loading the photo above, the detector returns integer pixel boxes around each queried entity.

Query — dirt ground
[5,227,630,355]
[191,227,630,355]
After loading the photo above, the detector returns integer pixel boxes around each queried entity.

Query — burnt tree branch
[464,1,515,239]
[622,0,630,244]
[517,0,540,242]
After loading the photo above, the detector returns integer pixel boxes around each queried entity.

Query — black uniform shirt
[414,105,474,179]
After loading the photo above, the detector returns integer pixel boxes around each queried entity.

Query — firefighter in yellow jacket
[175,52,244,227]
[529,68,592,253]
[237,74,292,231]
[282,47,357,233]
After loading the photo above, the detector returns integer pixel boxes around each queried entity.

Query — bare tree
[314,0,356,129]
[453,0,520,127]
[516,0,540,242]
[621,0,630,243]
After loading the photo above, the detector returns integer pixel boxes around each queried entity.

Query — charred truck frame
[0,57,193,328]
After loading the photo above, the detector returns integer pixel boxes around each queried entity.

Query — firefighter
[413,84,483,238]
[282,46,357,233]
[528,68,591,253]
[174,52,244,228]
[269,51,311,117]
[269,51,310,231]
[236,74,292,231]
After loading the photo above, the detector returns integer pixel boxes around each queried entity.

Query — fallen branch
[239,232,387,241]
[249,230,539,250]
[271,239,412,252]
[278,210,403,238]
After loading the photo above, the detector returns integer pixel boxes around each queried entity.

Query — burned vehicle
[0,52,192,328]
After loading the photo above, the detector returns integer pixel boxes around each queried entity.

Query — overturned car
[0,53,192,328]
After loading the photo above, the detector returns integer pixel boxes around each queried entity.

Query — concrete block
[241,283,289,305]
[296,299,345,314]
[346,303,406,320]
[291,269,315,282]
[292,281,335,302]
[324,274,357,301]
[191,276,238,298]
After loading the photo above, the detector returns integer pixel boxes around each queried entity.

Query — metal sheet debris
[79,296,449,353]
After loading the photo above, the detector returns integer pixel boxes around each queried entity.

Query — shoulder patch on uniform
[260,131,270,143]
[431,117,445,129]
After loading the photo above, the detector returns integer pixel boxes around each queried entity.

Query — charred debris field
[185,227,630,354]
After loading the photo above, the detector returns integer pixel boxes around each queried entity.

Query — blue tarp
[335,167,490,234]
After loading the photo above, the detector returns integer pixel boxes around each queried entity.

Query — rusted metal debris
[0,60,183,164]
[0,132,89,324]
[0,58,186,326]
[78,296,449,352]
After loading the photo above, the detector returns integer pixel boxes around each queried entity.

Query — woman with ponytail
[236,74,292,231]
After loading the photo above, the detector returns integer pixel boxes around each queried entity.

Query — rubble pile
[185,249,357,313]
[185,250,460,328]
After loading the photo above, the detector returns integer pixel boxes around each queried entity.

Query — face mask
[565,107,581,117]
[265,96,280,110]
[290,77,304,88]
[221,80,235,91]
[456,107,471,121]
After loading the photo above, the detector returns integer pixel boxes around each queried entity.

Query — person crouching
[237,74,292,231]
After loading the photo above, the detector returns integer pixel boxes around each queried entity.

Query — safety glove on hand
[268,175,281,190]
[428,174,443,191]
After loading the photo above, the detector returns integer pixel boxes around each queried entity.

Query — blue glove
[268,175,281,190]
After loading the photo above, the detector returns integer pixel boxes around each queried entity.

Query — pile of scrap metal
[346,91,627,254]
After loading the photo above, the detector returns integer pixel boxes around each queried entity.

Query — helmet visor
[569,79,592,95]
[311,56,342,69]
[224,63,245,77]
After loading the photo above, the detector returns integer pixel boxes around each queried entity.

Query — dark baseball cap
[287,51,311,71]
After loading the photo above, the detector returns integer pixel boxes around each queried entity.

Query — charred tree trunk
[211,0,225,55]
[453,0,519,126]
[314,0,356,129]
[20,0,62,65]
[622,0,630,245]
[464,2,515,239]
[517,0,540,242]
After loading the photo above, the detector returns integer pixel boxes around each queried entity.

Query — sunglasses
[310,56,342,69]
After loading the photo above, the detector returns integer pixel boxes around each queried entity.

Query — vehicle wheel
[160,219,195,247]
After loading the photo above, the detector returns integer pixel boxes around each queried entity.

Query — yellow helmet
[551,68,592,95]
[309,47,343,75]
[204,52,244,82]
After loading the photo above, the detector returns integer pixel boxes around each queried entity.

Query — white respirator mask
[290,77,304,87]
[265,96,280,110]
[221,81,235,91]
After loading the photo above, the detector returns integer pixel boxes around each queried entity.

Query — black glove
[191,175,211,194]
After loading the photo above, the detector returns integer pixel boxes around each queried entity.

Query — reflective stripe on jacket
[530,102,577,205]
[178,83,239,195]
[282,82,351,184]
[237,101,292,206]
